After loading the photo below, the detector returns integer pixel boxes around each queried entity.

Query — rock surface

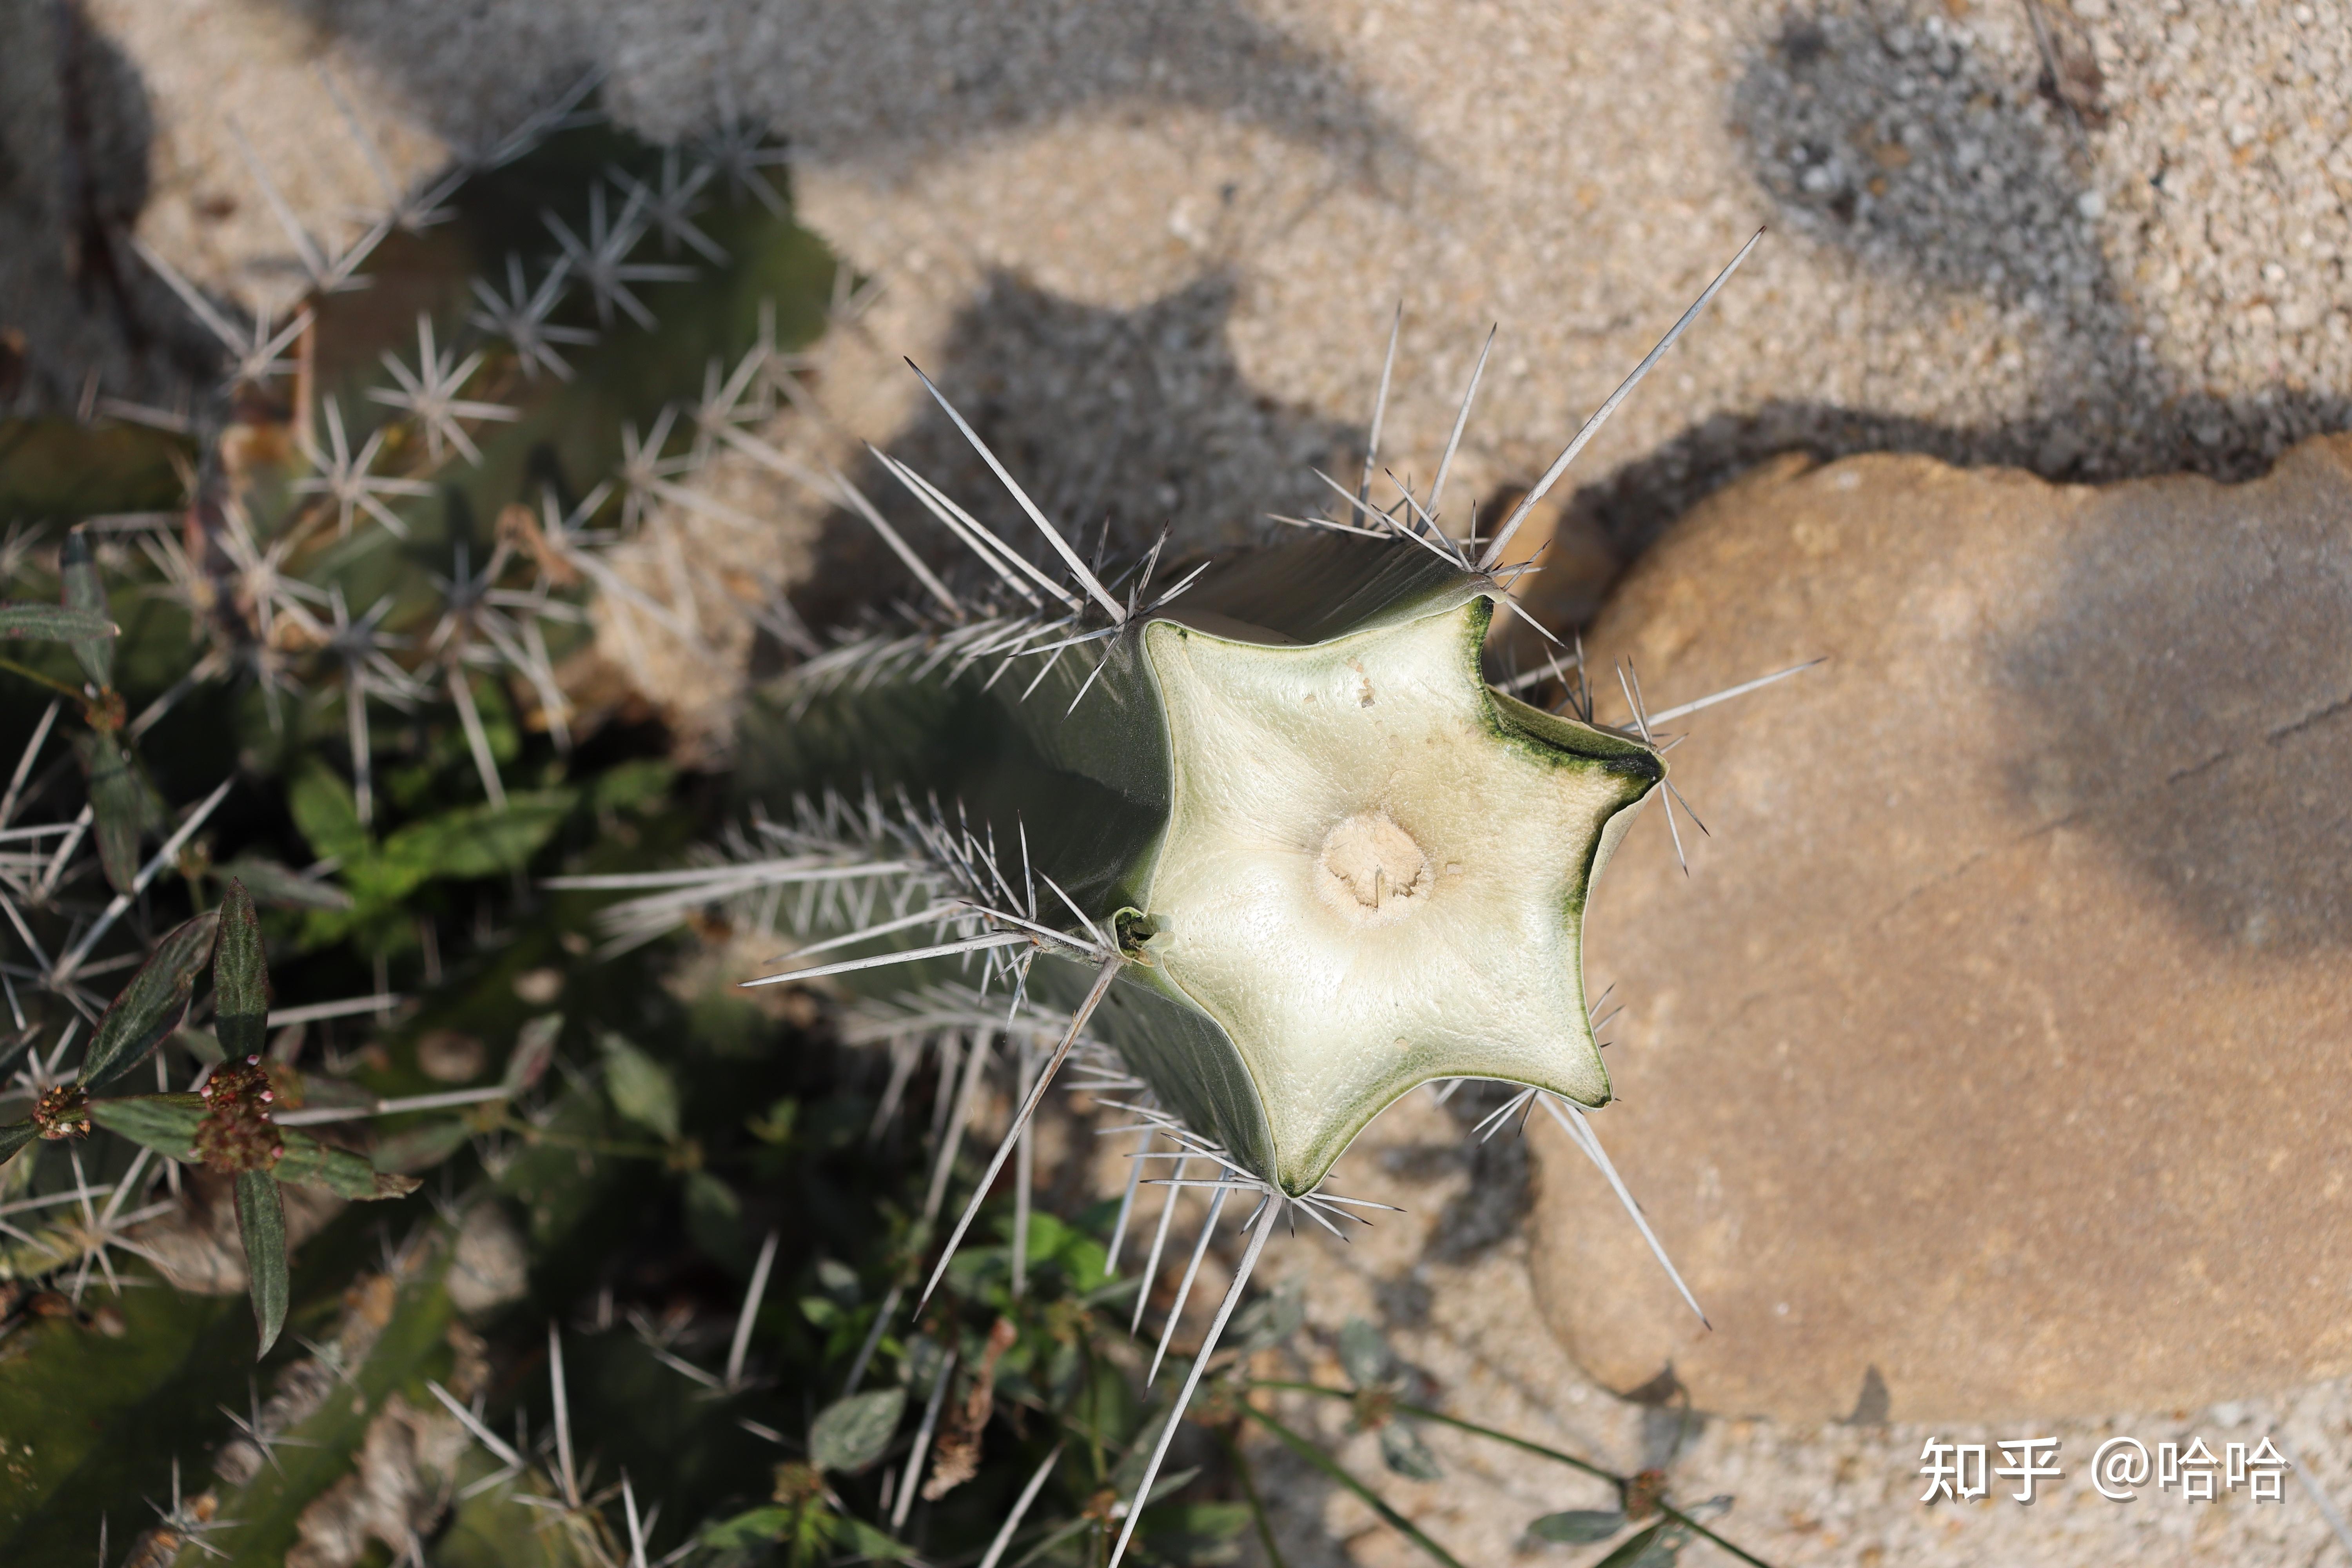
[1534,435,2352,1424]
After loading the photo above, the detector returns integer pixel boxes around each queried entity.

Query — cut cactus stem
[546,241,1801,1559]
[746,544,1664,1201]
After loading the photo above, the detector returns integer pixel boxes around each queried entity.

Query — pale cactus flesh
[747,529,1664,1196]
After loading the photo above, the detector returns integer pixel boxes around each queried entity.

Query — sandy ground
[14,0,2352,553]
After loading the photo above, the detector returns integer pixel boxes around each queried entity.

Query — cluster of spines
[0,76,664,1329]
[91,67,828,826]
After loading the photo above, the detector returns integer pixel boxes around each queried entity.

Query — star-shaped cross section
[1133,598,1661,1194]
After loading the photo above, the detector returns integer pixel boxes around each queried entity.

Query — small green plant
[1245,1315,1769,1568]
[7,879,426,1355]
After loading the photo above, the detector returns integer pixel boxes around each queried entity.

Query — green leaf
[0,603,116,642]
[274,1128,420,1201]
[999,1207,1107,1284]
[745,1096,798,1145]
[56,528,113,688]
[212,855,352,911]
[1339,1317,1392,1390]
[212,880,269,1061]
[234,1170,289,1354]
[1591,1523,1673,1568]
[76,731,145,895]
[79,911,218,1087]
[1381,1420,1444,1481]
[88,1093,203,1160]
[0,1122,35,1163]
[288,763,368,865]
[1529,1509,1627,1544]
[684,1169,748,1270]
[1045,1213,1108,1281]
[598,1032,679,1142]
[85,1097,414,1199]
[809,1387,905,1473]
[381,790,575,881]
[700,1506,789,1548]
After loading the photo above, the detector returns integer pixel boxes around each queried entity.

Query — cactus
[577,229,1793,1562]
[0,70,820,1563]
[0,57,1793,1568]
[735,527,1664,1204]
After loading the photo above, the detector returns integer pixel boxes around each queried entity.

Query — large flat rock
[1532,436,2352,1423]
